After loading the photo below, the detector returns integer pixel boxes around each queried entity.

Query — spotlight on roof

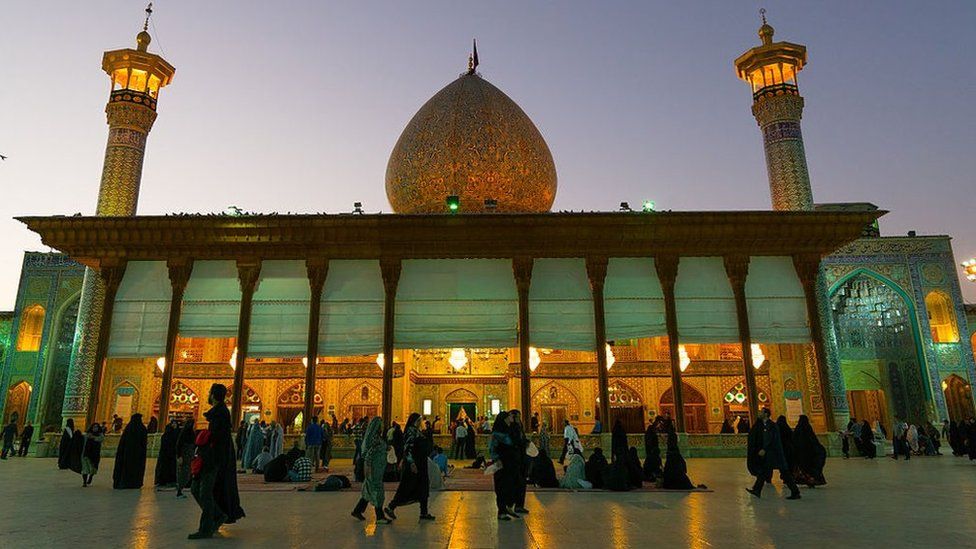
[642,200,655,212]
[446,195,460,213]
[352,202,364,214]
[619,202,632,212]
[484,198,497,211]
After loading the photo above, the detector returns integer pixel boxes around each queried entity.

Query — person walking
[18,421,34,457]
[113,413,149,489]
[488,412,519,520]
[351,417,393,524]
[321,419,333,471]
[58,419,75,469]
[509,410,530,514]
[175,419,196,498]
[305,416,323,472]
[385,413,435,522]
[80,423,105,487]
[1,420,17,459]
[189,384,245,540]
[746,408,800,500]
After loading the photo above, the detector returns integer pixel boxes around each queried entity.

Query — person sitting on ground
[529,445,560,488]
[584,447,609,489]
[250,446,273,474]
[663,426,705,490]
[625,447,644,488]
[466,453,486,469]
[432,446,451,477]
[643,424,663,482]
[559,451,589,489]
[288,455,312,483]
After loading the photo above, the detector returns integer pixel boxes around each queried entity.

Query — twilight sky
[2,1,975,308]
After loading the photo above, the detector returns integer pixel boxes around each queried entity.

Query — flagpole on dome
[467,38,479,75]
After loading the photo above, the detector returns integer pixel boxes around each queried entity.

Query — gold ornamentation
[386,74,557,213]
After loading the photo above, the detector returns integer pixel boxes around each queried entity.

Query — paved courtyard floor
[1,455,975,548]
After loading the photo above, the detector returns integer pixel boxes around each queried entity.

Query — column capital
[166,258,193,294]
[236,259,261,295]
[380,257,402,295]
[98,260,128,291]
[306,257,329,293]
[792,253,822,287]
[585,256,608,291]
[723,254,751,289]
[512,257,534,293]
[655,254,679,289]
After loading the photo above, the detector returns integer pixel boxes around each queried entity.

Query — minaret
[735,10,812,211]
[62,4,175,427]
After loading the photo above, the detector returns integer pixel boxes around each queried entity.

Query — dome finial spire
[467,39,479,75]
[757,7,774,46]
[136,2,153,51]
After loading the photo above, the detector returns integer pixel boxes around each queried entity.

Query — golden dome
[386,73,557,213]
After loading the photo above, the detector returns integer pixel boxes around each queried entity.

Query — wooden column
[793,254,837,431]
[86,260,127,426]
[157,259,193,424]
[586,256,611,429]
[513,257,534,418]
[655,255,685,432]
[725,255,759,423]
[303,259,328,428]
[230,260,261,427]
[380,258,401,428]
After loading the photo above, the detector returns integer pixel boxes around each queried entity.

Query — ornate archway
[228,384,263,424]
[943,374,975,422]
[338,382,380,423]
[607,380,645,432]
[532,381,581,432]
[3,381,32,425]
[830,270,931,424]
[153,381,200,423]
[660,383,708,433]
[722,380,769,426]
[277,382,324,432]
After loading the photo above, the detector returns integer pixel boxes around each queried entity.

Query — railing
[110,89,157,110]
[753,82,799,101]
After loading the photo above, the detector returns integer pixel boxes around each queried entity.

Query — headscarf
[491,412,510,435]
[405,412,422,432]
[362,416,384,453]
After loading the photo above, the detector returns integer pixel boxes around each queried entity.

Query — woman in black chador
[385,413,435,521]
[662,426,704,490]
[154,419,179,488]
[113,413,148,489]
[642,423,662,481]
[610,420,628,463]
[58,418,75,470]
[790,415,826,487]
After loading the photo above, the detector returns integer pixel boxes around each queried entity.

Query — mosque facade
[1,16,974,454]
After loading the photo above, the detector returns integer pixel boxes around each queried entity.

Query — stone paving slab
[1,456,974,547]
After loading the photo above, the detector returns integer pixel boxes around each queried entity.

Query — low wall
[37,431,853,459]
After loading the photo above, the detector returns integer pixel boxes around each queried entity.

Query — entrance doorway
[448,403,476,424]
[847,389,888,430]
[3,381,31,425]
[660,383,708,433]
[943,375,975,422]
[350,405,378,422]
[540,405,567,433]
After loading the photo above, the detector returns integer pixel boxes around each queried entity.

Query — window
[16,305,45,352]
[422,399,432,416]
[490,399,501,416]
[925,291,959,343]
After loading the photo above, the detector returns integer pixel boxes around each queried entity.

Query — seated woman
[584,448,609,489]
[643,425,663,482]
[625,447,644,488]
[560,452,589,489]
[662,427,705,490]
[530,446,560,488]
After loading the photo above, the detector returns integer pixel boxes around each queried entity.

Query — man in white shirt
[560,420,575,464]
[453,421,468,459]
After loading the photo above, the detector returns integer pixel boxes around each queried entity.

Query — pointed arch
[925,290,959,343]
[445,388,478,403]
[828,268,932,401]
[35,290,81,431]
[15,305,45,351]
[943,374,975,422]
[3,381,32,425]
[607,379,643,407]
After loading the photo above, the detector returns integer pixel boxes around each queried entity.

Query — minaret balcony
[109,89,158,111]
[752,82,799,102]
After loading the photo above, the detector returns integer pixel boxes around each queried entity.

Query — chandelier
[678,345,691,372]
[376,353,385,370]
[156,356,166,373]
[228,347,238,370]
[605,343,615,371]
[448,348,469,371]
[751,344,766,369]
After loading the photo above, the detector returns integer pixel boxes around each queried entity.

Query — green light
[446,195,460,213]
[642,200,655,212]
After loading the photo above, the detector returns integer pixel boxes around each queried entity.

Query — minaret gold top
[101,4,175,111]
[734,9,806,100]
